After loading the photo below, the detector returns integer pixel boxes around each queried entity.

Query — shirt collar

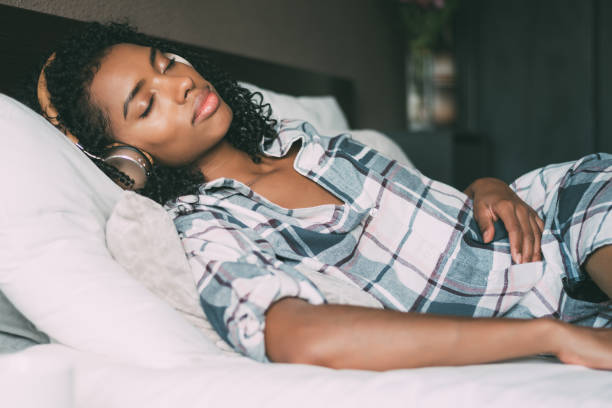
[199,119,308,193]
[259,119,308,158]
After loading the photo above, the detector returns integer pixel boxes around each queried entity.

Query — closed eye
[140,94,155,118]
[140,57,176,119]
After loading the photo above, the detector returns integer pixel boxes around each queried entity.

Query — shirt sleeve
[174,209,327,362]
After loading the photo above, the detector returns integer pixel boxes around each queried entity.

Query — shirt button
[369,208,378,217]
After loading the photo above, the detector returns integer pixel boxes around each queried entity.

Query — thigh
[584,244,612,300]
[550,154,612,302]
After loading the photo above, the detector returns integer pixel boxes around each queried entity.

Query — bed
[0,4,611,408]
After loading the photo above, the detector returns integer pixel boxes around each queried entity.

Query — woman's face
[89,43,233,166]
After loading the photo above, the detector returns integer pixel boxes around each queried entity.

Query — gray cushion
[0,290,49,353]
[106,191,384,355]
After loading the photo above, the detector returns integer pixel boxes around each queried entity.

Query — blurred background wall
[455,0,612,184]
[0,0,406,130]
[397,0,612,187]
[3,0,611,187]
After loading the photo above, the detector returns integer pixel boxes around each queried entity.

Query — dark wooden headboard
[0,4,355,125]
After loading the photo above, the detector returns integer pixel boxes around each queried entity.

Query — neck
[195,139,270,183]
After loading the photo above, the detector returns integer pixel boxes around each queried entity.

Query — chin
[214,103,233,136]
[201,104,233,147]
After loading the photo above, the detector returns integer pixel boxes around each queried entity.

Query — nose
[154,74,194,104]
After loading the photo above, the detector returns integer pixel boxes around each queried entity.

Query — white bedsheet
[1,344,610,408]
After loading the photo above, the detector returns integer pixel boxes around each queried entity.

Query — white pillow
[0,94,218,367]
[349,129,415,168]
[239,82,350,133]
[238,83,414,168]
[239,82,414,167]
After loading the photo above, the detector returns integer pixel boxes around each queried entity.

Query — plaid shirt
[167,120,612,362]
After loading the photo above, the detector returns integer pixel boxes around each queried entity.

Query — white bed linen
[2,344,610,408]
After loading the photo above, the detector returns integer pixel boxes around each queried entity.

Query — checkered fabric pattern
[166,120,612,362]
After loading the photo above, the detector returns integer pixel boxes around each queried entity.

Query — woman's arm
[266,298,612,371]
[465,177,544,263]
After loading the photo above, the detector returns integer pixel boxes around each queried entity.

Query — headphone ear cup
[163,52,193,67]
[102,145,153,190]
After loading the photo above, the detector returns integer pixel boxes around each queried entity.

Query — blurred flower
[400,0,446,8]
[399,0,457,52]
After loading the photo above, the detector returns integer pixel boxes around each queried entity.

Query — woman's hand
[553,321,612,370]
[464,177,544,263]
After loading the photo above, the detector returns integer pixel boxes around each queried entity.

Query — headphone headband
[163,52,193,67]
[37,53,79,144]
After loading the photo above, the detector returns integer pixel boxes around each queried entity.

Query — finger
[515,206,534,262]
[535,213,545,232]
[494,201,523,263]
[474,204,496,243]
[530,215,543,261]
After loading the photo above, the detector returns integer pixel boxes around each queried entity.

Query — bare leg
[584,245,612,299]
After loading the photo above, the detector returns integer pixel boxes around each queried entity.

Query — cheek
[113,120,179,163]
[147,127,194,165]
[147,120,204,166]
[131,111,181,145]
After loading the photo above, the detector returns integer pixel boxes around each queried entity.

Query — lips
[192,85,220,125]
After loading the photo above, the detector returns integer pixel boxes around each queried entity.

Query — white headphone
[164,52,192,67]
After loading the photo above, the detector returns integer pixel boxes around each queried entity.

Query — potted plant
[400,0,458,130]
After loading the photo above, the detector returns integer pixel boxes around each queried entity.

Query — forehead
[89,43,150,114]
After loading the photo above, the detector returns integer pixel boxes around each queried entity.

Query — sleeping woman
[30,22,612,370]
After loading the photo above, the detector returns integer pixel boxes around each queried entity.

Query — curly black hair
[23,21,277,205]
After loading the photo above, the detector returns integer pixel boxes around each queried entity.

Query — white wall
[1,0,405,130]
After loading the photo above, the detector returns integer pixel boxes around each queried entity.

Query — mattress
[2,344,611,408]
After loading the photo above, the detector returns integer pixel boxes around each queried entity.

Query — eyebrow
[123,47,158,119]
